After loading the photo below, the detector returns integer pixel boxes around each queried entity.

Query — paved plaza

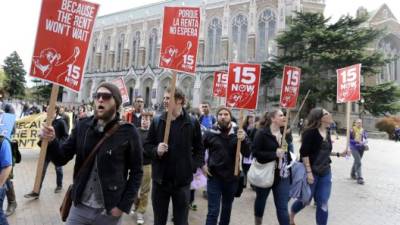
[6,135,400,225]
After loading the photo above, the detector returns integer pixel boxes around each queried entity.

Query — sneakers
[5,202,17,217]
[202,190,208,199]
[24,192,40,199]
[54,186,63,193]
[136,213,144,225]
[350,174,357,180]
[357,178,365,185]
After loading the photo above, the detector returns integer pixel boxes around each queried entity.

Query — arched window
[89,38,97,71]
[131,31,140,68]
[206,18,222,65]
[148,28,158,66]
[231,14,248,62]
[103,36,111,71]
[378,35,400,82]
[256,9,277,61]
[116,33,125,70]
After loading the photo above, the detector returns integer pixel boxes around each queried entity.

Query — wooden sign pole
[345,101,351,152]
[33,84,59,193]
[234,109,244,176]
[290,89,311,128]
[163,71,177,144]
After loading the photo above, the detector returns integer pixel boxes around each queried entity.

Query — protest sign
[337,64,361,103]
[159,6,200,74]
[30,0,99,92]
[111,77,130,104]
[280,65,301,109]
[0,113,17,139]
[213,71,228,97]
[226,63,261,110]
[13,113,46,150]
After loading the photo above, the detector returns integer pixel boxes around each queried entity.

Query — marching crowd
[0,82,370,225]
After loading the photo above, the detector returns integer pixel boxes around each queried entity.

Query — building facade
[63,0,325,111]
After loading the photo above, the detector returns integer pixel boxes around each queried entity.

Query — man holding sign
[144,87,204,225]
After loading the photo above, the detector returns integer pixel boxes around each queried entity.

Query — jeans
[291,171,332,225]
[206,177,238,225]
[254,177,290,225]
[351,150,364,179]
[0,186,9,225]
[66,204,121,225]
[152,181,190,225]
[40,158,63,190]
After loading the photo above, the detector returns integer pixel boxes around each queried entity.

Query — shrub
[375,116,400,139]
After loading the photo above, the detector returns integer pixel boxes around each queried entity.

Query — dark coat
[144,109,204,187]
[48,115,143,213]
[252,127,292,184]
[203,124,251,182]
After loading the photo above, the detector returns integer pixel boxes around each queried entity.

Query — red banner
[213,71,228,97]
[30,0,99,92]
[280,65,301,108]
[337,64,361,103]
[111,77,129,104]
[159,6,200,74]
[226,63,261,110]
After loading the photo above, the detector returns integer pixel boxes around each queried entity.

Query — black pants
[152,181,190,225]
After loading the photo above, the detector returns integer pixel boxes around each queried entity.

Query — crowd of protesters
[0,83,372,225]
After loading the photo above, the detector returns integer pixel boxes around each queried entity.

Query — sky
[0,0,399,86]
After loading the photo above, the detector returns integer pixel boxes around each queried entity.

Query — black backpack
[0,136,21,164]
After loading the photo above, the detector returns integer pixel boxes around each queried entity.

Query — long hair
[302,107,325,138]
[259,109,281,128]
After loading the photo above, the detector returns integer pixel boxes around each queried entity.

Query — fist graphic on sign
[33,47,80,78]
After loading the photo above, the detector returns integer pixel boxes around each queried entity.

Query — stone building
[63,0,325,111]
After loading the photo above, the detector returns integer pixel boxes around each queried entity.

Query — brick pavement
[6,135,400,225]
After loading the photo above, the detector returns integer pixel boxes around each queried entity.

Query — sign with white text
[337,64,361,103]
[280,65,301,108]
[226,63,261,110]
[30,0,99,92]
[213,71,228,97]
[111,77,130,104]
[159,6,200,74]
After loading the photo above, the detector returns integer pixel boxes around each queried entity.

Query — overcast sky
[0,0,399,84]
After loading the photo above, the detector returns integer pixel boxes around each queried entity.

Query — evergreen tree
[262,12,397,115]
[3,51,26,97]
[362,82,400,116]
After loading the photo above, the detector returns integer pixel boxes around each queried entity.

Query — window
[231,14,248,62]
[256,9,277,61]
[378,36,400,83]
[206,18,222,64]
[116,33,125,70]
[103,36,111,71]
[148,28,158,66]
[131,31,140,67]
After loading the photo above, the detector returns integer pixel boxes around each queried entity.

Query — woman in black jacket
[252,109,292,225]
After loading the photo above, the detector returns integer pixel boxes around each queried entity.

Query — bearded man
[41,82,143,225]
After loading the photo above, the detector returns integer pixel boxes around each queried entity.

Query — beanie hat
[96,82,122,110]
[216,106,232,118]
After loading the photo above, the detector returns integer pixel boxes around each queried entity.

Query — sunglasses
[93,92,113,101]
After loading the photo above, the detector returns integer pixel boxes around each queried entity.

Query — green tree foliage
[3,51,26,97]
[263,12,389,114]
[362,82,400,116]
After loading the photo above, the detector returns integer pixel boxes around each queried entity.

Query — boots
[6,180,17,216]
[255,216,262,225]
[5,201,17,217]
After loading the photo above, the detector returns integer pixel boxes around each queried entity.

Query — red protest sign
[226,63,261,110]
[111,77,130,104]
[30,0,99,92]
[280,65,301,108]
[337,64,361,103]
[159,7,200,74]
[213,71,228,97]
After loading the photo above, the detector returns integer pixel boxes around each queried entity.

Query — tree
[262,12,392,115]
[362,82,400,116]
[3,51,26,97]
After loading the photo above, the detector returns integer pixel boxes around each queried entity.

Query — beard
[218,120,231,132]
[95,105,116,121]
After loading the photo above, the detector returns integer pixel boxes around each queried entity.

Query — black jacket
[144,109,204,187]
[43,116,69,161]
[48,115,143,213]
[138,129,152,165]
[203,124,251,182]
[252,127,292,184]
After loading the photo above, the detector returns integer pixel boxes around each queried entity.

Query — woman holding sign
[290,108,347,225]
[252,109,293,225]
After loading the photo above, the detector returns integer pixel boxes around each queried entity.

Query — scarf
[353,126,363,142]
